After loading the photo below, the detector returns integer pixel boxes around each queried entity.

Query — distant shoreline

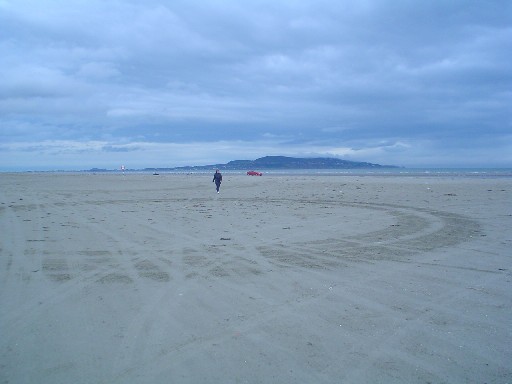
[2,167,512,178]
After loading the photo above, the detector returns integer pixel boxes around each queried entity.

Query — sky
[1,0,511,170]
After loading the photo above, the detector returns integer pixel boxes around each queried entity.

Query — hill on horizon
[153,156,398,171]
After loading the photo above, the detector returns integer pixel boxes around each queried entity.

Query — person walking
[212,169,222,193]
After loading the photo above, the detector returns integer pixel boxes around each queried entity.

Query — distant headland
[83,156,398,173]
[142,156,398,172]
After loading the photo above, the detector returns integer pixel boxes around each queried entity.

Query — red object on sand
[247,170,263,176]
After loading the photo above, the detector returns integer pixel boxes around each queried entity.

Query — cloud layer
[1,0,511,170]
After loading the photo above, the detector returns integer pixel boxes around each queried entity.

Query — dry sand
[1,173,511,383]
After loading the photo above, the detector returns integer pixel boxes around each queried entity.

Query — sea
[4,168,512,178]
[126,168,512,178]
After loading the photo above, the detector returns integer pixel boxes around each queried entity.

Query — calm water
[150,168,512,178]
[5,168,512,178]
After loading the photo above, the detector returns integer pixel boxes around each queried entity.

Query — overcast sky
[1,0,511,170]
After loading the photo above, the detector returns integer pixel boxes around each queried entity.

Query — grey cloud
[0,0,511,169]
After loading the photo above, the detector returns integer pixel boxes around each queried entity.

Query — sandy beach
[1,173,510,383]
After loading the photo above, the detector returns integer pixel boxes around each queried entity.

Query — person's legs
[215,182,220,192]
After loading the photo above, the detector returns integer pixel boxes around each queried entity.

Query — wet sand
[1,173,511,383]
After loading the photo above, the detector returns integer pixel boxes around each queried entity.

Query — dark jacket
[213,172,222,184]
